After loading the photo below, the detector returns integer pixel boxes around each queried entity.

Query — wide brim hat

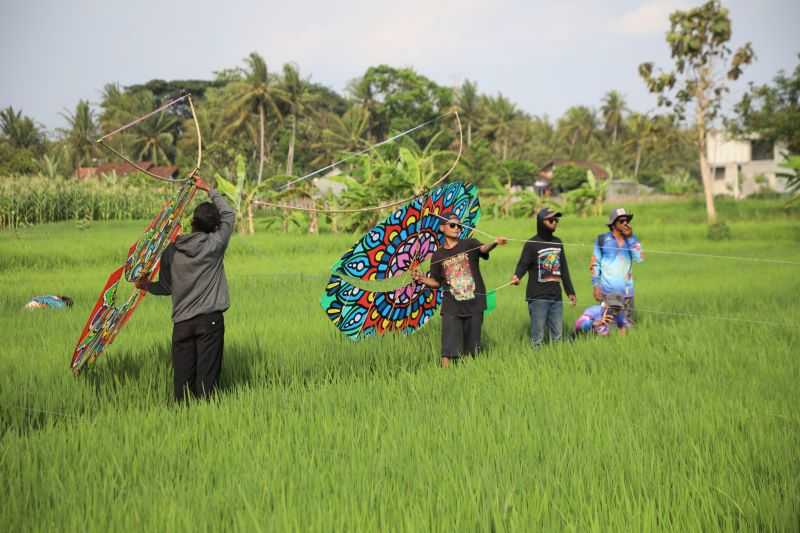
[607,207,633,226]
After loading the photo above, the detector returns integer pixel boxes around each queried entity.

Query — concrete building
[706,131,788,198]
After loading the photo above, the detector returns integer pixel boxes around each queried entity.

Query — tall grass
[0,201,798,531]
[0,175,179,229]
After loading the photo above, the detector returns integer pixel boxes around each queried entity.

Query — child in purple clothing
[574,302,629,336]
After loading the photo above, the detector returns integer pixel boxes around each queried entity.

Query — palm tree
[346,76,380,141]
[130,111,176,165]
[480,94,519,160]
[278,63,317,176]
[600,91,628,145]
[310,105,371,165]
[556,106,597,158]
[457,80,481,146]
[0,107,43,150]
[60,100,98,176]
[624,112,658,179]
[224,52,283,184]
[516,115,558,163]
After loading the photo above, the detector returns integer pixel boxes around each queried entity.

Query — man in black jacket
[511,208,576,347]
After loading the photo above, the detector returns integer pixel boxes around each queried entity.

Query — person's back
[137,176,234,402]
[160,216,232,324]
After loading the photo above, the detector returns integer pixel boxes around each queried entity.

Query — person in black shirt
[511,208,576,347]
[412,214,507,367]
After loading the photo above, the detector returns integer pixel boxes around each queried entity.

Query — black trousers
[441,314,483,358]
[171,311,224,402]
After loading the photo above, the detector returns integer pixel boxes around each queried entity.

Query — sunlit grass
[1,199,798,531]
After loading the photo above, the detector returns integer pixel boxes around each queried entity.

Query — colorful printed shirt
[430,238,489,317]
[590,232,643,297]
[513,237,575,302]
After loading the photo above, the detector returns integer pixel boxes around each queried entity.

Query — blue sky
[1,0,798,133]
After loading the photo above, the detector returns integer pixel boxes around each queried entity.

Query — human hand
[568,294,577,306]
[193,174,210,192]
[592,286,603,302]
[134,277,150,291]
[622,224,633,237]
[495,236,508,246]
[410,268,423,282]
[594,314,613,327]
[511,275,520,286]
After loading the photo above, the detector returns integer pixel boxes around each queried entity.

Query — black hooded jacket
[513,211,575,301]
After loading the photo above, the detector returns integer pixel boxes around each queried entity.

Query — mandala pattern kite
[321,181,480,340]
[70,182,196,374]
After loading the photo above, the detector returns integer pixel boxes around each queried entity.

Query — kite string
[433,286,789,328]
[96,93,189,143]
[280,114,447,191]
[437,216,800,267]
[253,111,463,214]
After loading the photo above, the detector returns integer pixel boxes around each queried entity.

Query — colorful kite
[321,181,480,340]
[70,181,197,374]
[71,92,203,375]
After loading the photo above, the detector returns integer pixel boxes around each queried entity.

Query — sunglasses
[446,222,461,229]
[616,218,630,225]
[544,217,560,224]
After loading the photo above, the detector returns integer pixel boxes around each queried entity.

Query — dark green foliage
[731,55,800,153]
[352,65,453,143]
[551,164,587,192]
[638,173,665,190]
[0,107,46,154]
[502,159,538,187]
[0,142,39,176]
[706,221,732,240]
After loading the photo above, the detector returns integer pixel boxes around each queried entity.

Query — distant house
[312,176,347,198]
[76,161,179,180]
[706,131,788,198]
[536,159,609,195]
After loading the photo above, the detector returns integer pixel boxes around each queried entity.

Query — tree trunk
[612,124,618,145]
[467,122,472,147]
[634,143,642,179]
[308,208,318,234]
[247,202,255,235]
[695,75,717,225]
[699,148,717,223]
[286,114,296,176]
[257,104,265,186]
[569,131,578,158]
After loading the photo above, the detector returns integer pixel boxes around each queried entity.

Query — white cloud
[616,0,687,35]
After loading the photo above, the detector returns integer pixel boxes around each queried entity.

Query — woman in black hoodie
[511,208,576,347]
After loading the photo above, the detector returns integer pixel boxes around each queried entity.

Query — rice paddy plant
[0,200,798,531]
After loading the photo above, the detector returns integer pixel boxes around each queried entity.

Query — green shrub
[706,221,732,240]
[551,164,587,192]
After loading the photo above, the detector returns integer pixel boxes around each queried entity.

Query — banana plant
[215,154,272,234]
[777,154,800,206]
[563,169,608,217]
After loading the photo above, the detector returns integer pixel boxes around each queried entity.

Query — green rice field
[1,199,799,531]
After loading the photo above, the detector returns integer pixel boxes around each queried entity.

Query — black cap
[540,207,563,220]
